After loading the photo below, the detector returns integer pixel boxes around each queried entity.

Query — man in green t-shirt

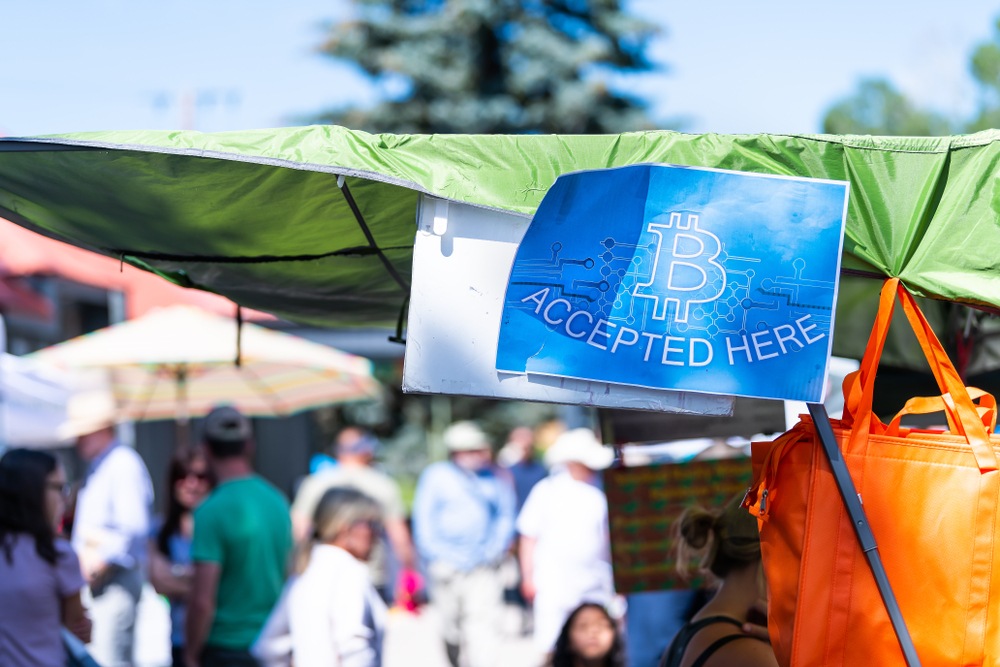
[185,406,292,667]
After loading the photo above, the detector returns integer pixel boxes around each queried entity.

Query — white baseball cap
[544,428,615,470]
[443,421,491,452]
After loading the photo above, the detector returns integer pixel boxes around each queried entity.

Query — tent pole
[335,174,410,293]
[807,403,921,666]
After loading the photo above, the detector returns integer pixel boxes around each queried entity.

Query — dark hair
[156,449,214,556]
[0,449,59,565]
[202,406,251,458]
[549,602,625,667]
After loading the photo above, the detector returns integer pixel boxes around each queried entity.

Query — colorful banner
[496,164,849,403]
[604,457,754,594]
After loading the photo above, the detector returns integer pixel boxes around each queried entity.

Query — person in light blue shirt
[413,421,516,667]
[64,390,153,667]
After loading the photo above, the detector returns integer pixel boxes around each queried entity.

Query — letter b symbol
[633,213,726,322]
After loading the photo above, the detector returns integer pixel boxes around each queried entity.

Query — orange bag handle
[897,284,996,453]
[842,278,997,473]
[841,283,897,435]
[885,388,997,436]
[842,280,979,431]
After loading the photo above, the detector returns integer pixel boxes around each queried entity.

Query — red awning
[0,219,272,321]
[0,272,52,319]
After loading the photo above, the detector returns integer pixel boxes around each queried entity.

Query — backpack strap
[660,616,745,667]
[690,634,761,667]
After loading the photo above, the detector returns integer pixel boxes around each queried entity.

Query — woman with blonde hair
[659,495,777,667]
[287,486,387,667]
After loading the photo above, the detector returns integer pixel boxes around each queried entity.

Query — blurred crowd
[0,390,775,667]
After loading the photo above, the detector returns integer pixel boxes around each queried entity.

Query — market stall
[4,126,1000,665]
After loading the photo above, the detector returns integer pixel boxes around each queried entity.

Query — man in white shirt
[64,390,153,667]
[517,428,616,656]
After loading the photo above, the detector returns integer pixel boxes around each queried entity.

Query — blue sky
[2,0,998,137]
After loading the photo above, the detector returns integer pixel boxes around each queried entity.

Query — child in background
[548,602,625,667]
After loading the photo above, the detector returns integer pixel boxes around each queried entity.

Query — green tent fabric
[0,126,998,364]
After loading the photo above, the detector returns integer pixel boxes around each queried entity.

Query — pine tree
[317,0,659,134]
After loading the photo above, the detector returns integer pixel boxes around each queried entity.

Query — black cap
[203,405,251,444]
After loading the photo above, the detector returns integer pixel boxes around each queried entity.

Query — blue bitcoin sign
[495,164,850,403]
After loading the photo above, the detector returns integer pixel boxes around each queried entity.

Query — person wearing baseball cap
[63,389,153,667]
[412,421,517,667]
[516,428,617,659]
[186,406,292,667]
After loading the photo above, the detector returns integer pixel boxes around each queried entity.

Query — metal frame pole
[807,403,922,666]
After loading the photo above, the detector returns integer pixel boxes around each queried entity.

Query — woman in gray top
[0,449,91,666]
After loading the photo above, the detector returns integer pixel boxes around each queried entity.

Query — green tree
[821,78,954,136]
[822,14,1000,137]
[967,18,1000,132]
[317,0,659,134]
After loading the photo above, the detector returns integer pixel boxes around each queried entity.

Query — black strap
[690,634,753,667]
[685,615,743,633]
[660,616,752,667]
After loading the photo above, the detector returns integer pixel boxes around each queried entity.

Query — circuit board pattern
[507,234,835,342]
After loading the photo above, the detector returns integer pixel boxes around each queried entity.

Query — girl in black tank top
[657,496,777,667]
[660,616,769,667]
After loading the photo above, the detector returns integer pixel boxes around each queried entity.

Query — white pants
[85,567,143,667]
[428,562,504,667]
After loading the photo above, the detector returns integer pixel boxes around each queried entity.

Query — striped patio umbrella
[29,305,382,423]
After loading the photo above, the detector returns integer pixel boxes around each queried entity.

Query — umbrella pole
[807,403,921,666]
[175,418,191,452]
[175,365,190,451]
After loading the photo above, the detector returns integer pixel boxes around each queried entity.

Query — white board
[0,352,75,448]
[783,356,861,429]
[402,196,734,415]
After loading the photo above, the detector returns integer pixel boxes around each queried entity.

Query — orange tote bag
[744,278,1000,667]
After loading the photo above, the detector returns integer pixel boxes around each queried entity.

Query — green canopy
[1,126,998,365]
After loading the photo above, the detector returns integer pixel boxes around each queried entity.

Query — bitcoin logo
[632,212,726,322]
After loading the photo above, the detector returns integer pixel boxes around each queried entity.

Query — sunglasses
[184,470,210,481]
